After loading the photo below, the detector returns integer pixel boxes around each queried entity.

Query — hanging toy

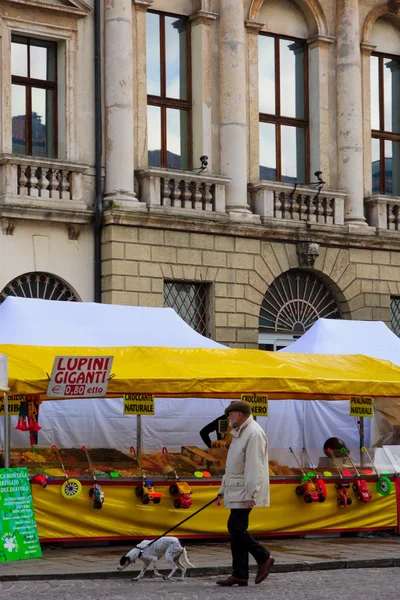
[15,400,29,431]
[89,483,105,509]
[82,445,105,509]
[361,446,393,497]
[31,474,51,488]
[52,445,82,500]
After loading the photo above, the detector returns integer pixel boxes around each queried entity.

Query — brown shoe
[216,576,248,587]
[255,556,275,584]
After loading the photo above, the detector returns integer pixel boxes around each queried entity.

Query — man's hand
[246,500,256,508]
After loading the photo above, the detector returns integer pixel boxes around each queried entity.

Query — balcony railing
[365,195,400,230]
[135,167,229,216]
[0,155,88,208]
[249,181,346,226]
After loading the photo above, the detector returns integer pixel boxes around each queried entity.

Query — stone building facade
[1,0,400,350]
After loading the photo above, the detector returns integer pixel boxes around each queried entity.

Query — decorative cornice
[361,42,377,56]
[245,20,265,34]
[133,0,154,12]
[190,10,218,26]
[2,0,91,18]
[67,223,83,241]
[1,218,16,236]
[308,34,335,49]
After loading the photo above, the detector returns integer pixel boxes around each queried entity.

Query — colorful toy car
[296,478,326,503]
[136,480,163,505]
[352,480,372,503]
[169,481,192,509]
[336,482,352,508]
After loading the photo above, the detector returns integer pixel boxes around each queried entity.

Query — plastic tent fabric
[0,297,225,348]
[4,344,400,398]
[0,297,225,449]
[280,318,400,447]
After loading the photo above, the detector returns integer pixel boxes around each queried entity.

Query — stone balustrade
[365,195,400,231]
[0,155,88,207]
[135,167,229,216]
[248,181,346,226]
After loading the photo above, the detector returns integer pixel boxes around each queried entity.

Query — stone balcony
[0,154,92,232]
[365,195,400,231]
[248,180,346,227]
[135,167,230,220]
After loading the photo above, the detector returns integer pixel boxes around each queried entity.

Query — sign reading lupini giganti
[0,468,42,562]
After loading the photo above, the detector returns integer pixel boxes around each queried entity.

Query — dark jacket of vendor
[200,415,229,448]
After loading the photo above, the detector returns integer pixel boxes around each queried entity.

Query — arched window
[259,269,341,337]
[370,17,400,196]
[258,0,310,184]
[0,272,78,304]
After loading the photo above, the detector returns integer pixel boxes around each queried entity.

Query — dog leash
[137,496,219,556]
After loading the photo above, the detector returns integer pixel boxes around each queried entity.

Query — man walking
[216,400,274,587]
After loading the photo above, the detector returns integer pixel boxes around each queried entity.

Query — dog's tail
[181,548,195,569]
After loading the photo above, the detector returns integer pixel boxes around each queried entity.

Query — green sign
[0,468,42,562]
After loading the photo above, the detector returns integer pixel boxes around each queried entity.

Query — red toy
[31,474,50,488]
[169,481,192,509]
[289,447,326,503]
[336,482,352,508]
[352,480,372,503]
[340,447,372,503]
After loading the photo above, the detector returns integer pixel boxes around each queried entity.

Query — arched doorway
[0,272,79,304]
[259,268,341,350]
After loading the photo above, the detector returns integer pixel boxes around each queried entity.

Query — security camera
[200,155,208,169]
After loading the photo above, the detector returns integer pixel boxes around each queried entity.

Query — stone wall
[102,222,400,347]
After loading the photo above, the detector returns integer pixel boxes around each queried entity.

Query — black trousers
[227,508,270,580]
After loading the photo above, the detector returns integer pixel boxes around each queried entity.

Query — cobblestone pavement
[0,569,399,600]
[2,535,400,579]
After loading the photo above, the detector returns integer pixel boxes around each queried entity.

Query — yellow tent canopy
[3,344,400,400]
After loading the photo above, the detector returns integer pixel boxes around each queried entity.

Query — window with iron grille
[164,281,208,335]
[391,297,400,337]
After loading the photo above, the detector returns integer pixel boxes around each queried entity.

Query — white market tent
[0,297,229,449]
[280,318,400,448]
[0,297,317,451]
[0,298,396,453]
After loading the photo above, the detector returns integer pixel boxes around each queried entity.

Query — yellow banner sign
[241,394,268,416]
[0,396,25,416]
[350,396,374,418]
[123,394,154,415]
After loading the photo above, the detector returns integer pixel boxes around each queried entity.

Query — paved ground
[0,569,399,600]
[1,534,400,580]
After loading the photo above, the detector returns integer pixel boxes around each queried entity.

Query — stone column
[308,35,335,187]
[361,42,376,199]
[104,0,144,209]
[336,0,366,225]
[190,10,218,172]
[220,0,259,221]
[133,0,154,168]
[246,20,264,184]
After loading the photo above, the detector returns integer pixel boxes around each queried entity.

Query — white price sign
[46,356,113,398]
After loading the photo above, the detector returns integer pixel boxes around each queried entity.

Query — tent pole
[4,392,9,468]
[137,415,142,466]
[359,417,364,467]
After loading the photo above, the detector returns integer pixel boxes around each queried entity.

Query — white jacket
[218,415,270,509]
